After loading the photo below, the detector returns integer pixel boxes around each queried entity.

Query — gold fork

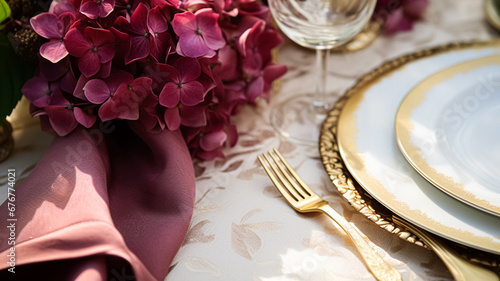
[258,149,402,281]
[393,216,499,281]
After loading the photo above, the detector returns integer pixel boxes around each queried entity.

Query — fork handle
[398,219,499,281]
[320,205,402,281]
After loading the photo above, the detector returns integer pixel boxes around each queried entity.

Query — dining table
[2,0,500,280]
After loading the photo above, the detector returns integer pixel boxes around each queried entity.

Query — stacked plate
[320,41,500,258]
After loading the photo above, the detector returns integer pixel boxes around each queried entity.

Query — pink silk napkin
[0,122,196,280]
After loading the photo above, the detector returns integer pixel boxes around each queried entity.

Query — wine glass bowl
[270,0,376,49]
[268,0,376,145]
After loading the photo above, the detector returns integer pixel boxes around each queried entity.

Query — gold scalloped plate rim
[319,40,500,267]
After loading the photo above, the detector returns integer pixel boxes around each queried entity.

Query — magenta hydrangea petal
[179,81,204,106]
[99,0,115,18]
[99,95,139,121]
[80,1,100,19]
[215,45,239,81]
[49,84,71,106]
[40,40,69,63]
[30,13,63,39]
[195,11,225,50]
[84,27,115,48]
[246,76,264,102]
[172,12,197,36]
[175,57,200,82]
[97,99,117,121]
[50,0,76,15]
[226,124,238,146]
[39,56,69,81]
[84,79,111,104]
[238,21,262,57]
[79,51,101,77]
[105,69,134,92]
[99,60,112,78]
[177,33,211,58]
[98,44,116,63]
[73,75,90,100]
[164,107,181,130]
[148,7,168,33]
[58,12,76,34]
[22,77,51,107]
[196,147,224,161]
[159,82,181,108]
[112,97,140,120]
[180,105,206,127]
[200,130,226,151]
[45,106,79,136]
[65,28,93,57]
[384,7,405,34]
[263,64,287,83]
[129,3,149,35]
[73,107,97,128]
[60,69,77,93]
[139,106,164,133]
[129,77,153,100]
[149,32,172,62]
[126,35,150,63]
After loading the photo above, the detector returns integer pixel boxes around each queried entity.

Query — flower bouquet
[0,0,285,279]
[19,0,286,159]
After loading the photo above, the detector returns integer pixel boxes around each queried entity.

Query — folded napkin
[0,122,195,280]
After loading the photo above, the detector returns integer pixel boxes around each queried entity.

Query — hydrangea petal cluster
[24,0,286,159]
[374,0,429,34]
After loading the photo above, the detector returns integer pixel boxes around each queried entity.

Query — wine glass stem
[312,48,330,117]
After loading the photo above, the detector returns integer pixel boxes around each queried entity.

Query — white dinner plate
[395,55,500,217]
[336,47,500,254]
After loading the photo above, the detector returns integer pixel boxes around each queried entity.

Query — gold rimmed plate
[395,55,500,217]
[319,40,500,265]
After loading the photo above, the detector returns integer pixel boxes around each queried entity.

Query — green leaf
[0,0,11,28]
[0,33,36,123]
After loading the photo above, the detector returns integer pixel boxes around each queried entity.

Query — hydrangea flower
[30,12,75,63]
[114,3,172,63]
[80,0,116,19]
[65,27,116,78]
[159,57,205,108]
[25,0,286,159]
[172,8,225,58]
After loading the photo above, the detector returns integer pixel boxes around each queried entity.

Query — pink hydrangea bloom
[22,77,68,108]
[172,8,225,58]
[164,104,207,131]
[159,57,205,108]
[30,12,75,63]
[86,77,156,121]
[79,0,115,19]
[65,26,116,78]
[114,3,172,63]
[35,103,96,136]
[24,0,287,159]
[39,57,76,94]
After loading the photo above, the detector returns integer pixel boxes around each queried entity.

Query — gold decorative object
[0,120,14,163]
[258,149,402,281]
[319,40,500,267]
[393,216,500,281]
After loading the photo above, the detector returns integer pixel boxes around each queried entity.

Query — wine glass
[269,0,376,145]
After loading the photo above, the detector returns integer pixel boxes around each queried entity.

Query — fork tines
[258,149,313,203]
